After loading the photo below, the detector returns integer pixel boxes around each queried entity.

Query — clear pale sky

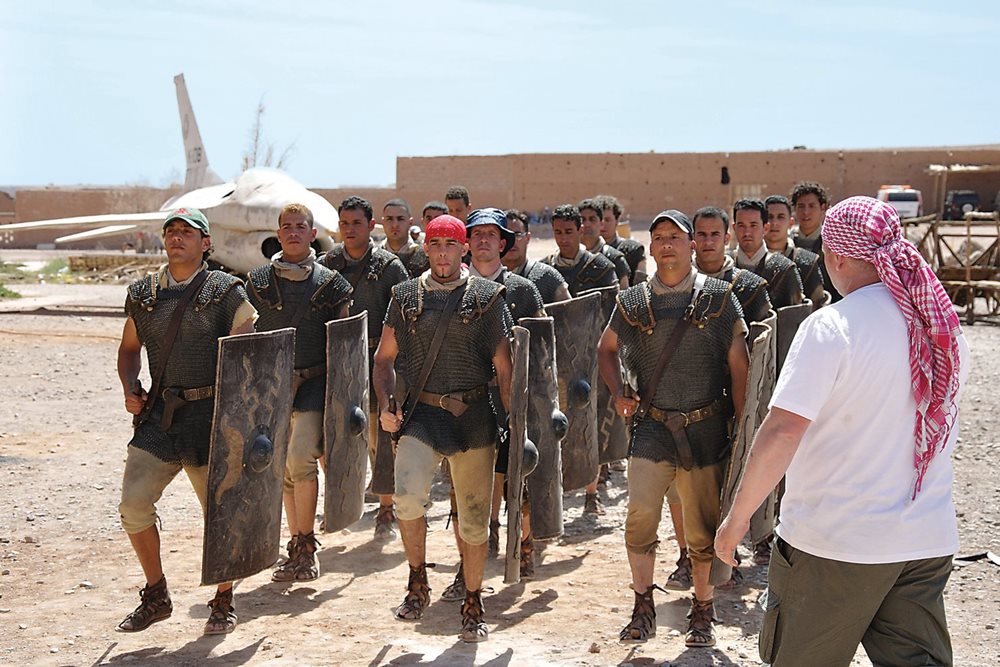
[2,1,996,189]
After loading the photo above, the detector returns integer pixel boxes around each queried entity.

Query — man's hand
[614,391,639,418]
[380,406,403,435]
[124,380,148,416]
[714,513,750,567]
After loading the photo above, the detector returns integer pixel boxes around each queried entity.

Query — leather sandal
[374,504,397,540]
[441,561,466,602]
[487,519,501,558]
[583,492,605,515]
[664,547,692,590]
[293,532,321,581]
[272,535,300,582]
[685,596,717,647]
[394,563,433,621]
[204,588,237,635]
[117,575,172,632]
[619,584,664,643]
[519,534,535,578]
[460,589,488,642]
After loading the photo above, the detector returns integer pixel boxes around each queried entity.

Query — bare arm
[714,407,811,565]
[598,324,638,417]
[553,283,571,303]
[117,317,147,415]
[492,336,513,414]
[727,332,750,424]
[373,323,402,432]
[231,317,255,335]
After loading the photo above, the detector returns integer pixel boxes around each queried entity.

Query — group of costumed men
[114,182,837,646]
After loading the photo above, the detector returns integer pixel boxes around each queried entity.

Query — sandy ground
[1,247,999,667]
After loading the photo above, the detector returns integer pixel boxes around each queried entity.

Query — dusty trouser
[394,435,496,545]
[761,538,953,667]
[119,446,209,534]
[283,410,324,491]
[625,457,724,566]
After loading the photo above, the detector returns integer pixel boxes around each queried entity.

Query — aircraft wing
[3,211,166,232]
[56,225,139,243]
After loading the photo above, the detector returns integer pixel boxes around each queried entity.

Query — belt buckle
[439,393,451,410]
[679,410,691,427]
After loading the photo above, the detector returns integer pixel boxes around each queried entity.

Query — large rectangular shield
[775,302,812,375]
[520,317,565,540]
[547,291,602,491]
[712,313,777,585]
[202,328,295,585]
[582,286,628,464]
[323,312,370,533]
[504,326,530,584]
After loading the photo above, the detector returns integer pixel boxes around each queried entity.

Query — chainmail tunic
[124,271,247,467]
[609,236,646,284]
[247,264,353,411]
[599,243,631,284]
[738,251,804,309]
[781,245,825,304]
[720,266,772,324]
[541,251,617,297]
[610,278,742,467]
[793,231,841,302]
[512,260,569,304]
[393,243,431,278]
[319,242,409,408]
[386,276,512,455]
[499,270,545,322]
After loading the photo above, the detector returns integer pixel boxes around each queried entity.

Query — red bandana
[425,215,467,244]
[823,196,962,499]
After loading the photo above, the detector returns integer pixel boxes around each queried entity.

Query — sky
[1,1,997,189]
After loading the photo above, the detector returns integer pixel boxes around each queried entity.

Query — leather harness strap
[134,269,209,430]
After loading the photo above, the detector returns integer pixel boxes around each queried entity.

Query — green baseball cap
[163,207,210,235]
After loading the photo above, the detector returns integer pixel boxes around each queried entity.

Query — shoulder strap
[135,269,209,427]
[287,269,324,329]
[398,282,468,432]
[634,272,702,419]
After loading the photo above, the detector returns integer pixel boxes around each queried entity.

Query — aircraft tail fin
[174,73,223,190]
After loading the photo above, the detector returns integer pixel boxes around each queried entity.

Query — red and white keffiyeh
[823,196,962,499]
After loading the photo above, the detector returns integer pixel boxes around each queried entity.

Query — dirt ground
[1,249,999,667]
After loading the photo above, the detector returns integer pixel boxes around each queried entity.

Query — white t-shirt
[771,283,970,564]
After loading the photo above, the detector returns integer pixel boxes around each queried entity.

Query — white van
[877,185,923,219]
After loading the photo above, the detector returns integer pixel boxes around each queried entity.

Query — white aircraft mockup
[4,74,338,273]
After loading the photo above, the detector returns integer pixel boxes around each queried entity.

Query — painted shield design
[547,291,602,492]
[520,316,566,540]
[323,312,370,533]
[582,285,628,464]
[202,328,295,585]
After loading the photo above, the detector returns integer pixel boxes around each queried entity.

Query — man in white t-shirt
[715,196,969,667]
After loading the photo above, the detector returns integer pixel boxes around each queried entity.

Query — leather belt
[417,384,490,417]
[294,364,326,381]
[159,385,214,430]
[646,399,727,471]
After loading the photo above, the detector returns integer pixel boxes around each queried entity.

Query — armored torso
[247,263,353,411]
[610,278,742,467]
[124,270,247,466]
[541,250,616,297]
[389,242,430,279]
[386,276,512,455]
[513,260,568,304]
[739,251,804,309]
[609,236,646,284]
[499,270,545,322]
[598,243,630,285]
[720,266,772,324]
[781,245,825,304]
